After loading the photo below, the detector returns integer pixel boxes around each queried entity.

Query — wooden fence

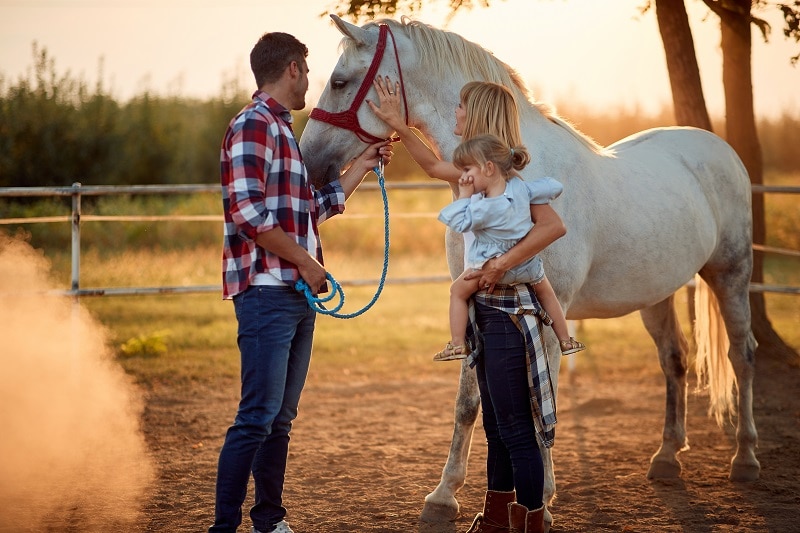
[1,182,798,297]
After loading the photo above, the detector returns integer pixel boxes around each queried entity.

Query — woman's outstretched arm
[367,75,461,184]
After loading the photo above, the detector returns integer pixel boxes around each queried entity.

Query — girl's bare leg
[534,275,574,343]
[448,271,481,347]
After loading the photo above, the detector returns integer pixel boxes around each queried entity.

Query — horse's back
[552,126,752,317]
[607,126,751,226]
[610,126,749,190]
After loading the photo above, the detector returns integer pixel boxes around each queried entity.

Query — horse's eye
[331,80,347,90]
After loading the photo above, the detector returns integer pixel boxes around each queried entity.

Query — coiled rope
[294,162,390,319]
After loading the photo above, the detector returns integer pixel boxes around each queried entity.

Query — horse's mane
[343,17,606,154]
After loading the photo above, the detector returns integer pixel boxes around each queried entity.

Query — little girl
[434,134,586,361]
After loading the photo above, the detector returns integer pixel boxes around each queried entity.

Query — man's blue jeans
[210,285,316,533]
[474,302,545,510]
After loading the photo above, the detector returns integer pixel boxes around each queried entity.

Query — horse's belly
[566,268,696,320]
[567,300,660,320]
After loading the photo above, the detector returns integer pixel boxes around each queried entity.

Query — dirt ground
[103,353,800,532]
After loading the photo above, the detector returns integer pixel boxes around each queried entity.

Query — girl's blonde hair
[459,81,523,145]
[453,134,531,179]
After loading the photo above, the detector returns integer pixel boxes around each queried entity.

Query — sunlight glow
[1,0,797,118]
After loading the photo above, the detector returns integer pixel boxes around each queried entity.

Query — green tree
[0,44,120,187]
[0,45,251,188]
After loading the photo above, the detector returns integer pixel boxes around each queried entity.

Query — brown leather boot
[465,490,516,532]
[508,502,545,533]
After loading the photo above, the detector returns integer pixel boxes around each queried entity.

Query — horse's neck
[519,106,606,178]
[410,90,463,162]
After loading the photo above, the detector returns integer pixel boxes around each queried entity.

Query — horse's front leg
[541,333,561,531]
[420,359,481,523]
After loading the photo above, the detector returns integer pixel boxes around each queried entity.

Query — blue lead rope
[294,163,390,319]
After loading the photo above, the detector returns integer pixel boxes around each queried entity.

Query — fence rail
[0,181,453,297]
[1,182,798,297]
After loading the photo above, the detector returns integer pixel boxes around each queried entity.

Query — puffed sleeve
[437,198,474,233]
[524,176,564,204]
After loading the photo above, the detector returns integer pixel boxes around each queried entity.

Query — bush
[0,45,247,188]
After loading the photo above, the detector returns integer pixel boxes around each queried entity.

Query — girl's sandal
[433,342,470,362]
[560,337,586,356]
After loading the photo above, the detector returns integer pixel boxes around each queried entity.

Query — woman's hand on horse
[368,76,403,129]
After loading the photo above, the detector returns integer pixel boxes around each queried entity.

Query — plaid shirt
[221,91,345,299]
[466,283,557,448]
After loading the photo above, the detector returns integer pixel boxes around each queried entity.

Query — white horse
[299,15,760,528]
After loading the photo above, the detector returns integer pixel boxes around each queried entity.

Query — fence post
[71,182,81,295]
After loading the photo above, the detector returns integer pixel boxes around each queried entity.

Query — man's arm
[254,227,326,294]
[337,141,393,199]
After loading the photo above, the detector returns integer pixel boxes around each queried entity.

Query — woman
[369,78,563,532]
[369,77,516,184]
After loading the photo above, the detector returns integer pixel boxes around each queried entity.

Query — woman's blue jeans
[210,285,316,533]
[474,302,545,510]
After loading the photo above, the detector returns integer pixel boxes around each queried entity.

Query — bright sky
[1,0,798,119]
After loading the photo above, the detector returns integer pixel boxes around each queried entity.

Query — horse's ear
[330,14,370,45]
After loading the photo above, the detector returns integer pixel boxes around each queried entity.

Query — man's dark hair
[250,32,309,88]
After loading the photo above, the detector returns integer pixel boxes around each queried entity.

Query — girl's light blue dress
[438,176,563,285]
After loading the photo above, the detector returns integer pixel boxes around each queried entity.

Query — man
[210,32,391,533]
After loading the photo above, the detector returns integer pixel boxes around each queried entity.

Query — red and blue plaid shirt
[221,91,345,299]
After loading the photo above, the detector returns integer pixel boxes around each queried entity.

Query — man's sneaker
[252,521,294,533]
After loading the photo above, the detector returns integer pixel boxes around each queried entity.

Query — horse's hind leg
[420,359,481,523]
[700,266,760,481]
[639,296,690,478]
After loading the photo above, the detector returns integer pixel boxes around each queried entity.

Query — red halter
[309,24,407,144]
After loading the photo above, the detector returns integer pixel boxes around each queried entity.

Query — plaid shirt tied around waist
[466,283,557,448]
[221,91,345,299]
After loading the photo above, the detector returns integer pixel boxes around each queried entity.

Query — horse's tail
[693,275,736,426]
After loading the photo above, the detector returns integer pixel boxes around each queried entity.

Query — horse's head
[300,16,414,188]
[301,15,538,188]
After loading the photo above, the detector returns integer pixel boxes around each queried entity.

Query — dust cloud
[0,235,155,531]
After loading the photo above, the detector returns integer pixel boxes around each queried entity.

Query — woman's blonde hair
[459,81,523,145]
[453,134,531,179]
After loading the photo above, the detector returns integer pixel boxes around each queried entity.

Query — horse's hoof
[647,458,682,479]
[420,500,460,523]
[730,458,760,482]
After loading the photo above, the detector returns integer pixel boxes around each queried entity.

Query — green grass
[75,254,459,387]
[84,292,239,386]
[763,170,800,251]
[73,253,798,390]
[76,277,799,393]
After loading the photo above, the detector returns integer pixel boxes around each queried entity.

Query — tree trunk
[655,0,713,130]
[654,0,796,363]
[718,0,797,363]
[654,0,714,326]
